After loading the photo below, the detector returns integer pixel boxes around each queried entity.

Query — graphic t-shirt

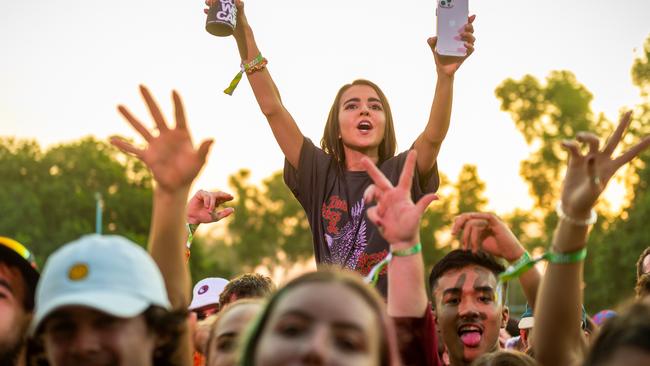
[284,138,439,296]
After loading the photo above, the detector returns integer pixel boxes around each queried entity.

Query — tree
[0,137,153,264]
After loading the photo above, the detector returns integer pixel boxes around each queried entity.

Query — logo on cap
[198,285,209,295]
[68,263,89,281]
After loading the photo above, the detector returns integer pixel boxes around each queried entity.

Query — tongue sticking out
[460,331,482,347]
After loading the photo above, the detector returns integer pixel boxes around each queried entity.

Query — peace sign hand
[362,150,439,248]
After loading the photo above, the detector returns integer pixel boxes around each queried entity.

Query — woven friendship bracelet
[364,243,422,285]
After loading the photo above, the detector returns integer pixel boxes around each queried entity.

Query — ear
[500,305,510,329]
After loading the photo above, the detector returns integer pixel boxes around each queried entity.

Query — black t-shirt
[284,138,439,296]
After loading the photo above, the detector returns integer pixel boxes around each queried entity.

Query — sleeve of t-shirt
[283,137,330,209]
[391,304,442,366]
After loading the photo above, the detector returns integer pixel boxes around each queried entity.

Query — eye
[216,337,236,352]
[334,331,366,353]
[45,319,76,338]
[479,293,494,304]
[344,103,357,110]
[276,318,308,338]
[95,315,120,330]
[444,297,460,305]
[370,104,383,111]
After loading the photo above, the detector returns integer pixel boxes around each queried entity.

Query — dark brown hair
[320,79,397,172]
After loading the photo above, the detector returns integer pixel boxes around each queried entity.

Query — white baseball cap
[189,277,229,310]
[31,234,171,334]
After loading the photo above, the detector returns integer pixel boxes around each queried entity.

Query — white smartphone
[436,0,469,57]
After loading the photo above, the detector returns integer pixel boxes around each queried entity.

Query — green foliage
[495,34,650,310]
[0,137,153,265]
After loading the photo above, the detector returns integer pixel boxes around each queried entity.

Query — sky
[1,0,649,215]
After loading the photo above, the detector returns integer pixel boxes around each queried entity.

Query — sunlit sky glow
[2,0,649,215]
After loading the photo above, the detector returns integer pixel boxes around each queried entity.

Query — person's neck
[343,146,378,171]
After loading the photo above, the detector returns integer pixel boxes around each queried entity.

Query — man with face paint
[428,250,509,365]
[361,151,541,366]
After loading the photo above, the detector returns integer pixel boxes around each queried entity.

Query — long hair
[239,269,402,366]
[320,79,397,173]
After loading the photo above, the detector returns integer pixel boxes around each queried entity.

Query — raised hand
[186,190,235,225]
[428,14,476,77]
[560,111,650,218]
[452,212,524,262]
[361,150,438,248]
[110,85,214,193]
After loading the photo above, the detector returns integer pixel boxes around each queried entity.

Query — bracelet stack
[223,53,268,95]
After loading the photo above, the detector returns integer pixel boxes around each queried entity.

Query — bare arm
[533,112,650,366]
[413,16,475,176]
[362,151,438,316]
[111,85,215,366]
[217,0,303,168]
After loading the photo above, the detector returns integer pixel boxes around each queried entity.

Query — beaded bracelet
[364,243,422,285]
[556,202,597,226]
[498,247,587,282]
[223,53,268,95]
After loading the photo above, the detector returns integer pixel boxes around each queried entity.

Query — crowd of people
[2,0,650,365]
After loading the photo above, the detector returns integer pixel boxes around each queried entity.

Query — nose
[300,326,329,365]
[458,299,481,320]
[359,104,370,116]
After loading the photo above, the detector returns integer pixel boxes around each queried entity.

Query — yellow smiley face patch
[68,263,89,281]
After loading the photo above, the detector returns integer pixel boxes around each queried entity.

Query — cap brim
[518,317,535,329]
[31,290,153,334]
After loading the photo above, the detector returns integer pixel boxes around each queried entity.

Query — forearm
[235,24,284,117]
[387,239,428,317]
[234,24,303,166]
[414,74,454,173]
[533,221,588,366]
[149,187,192,309]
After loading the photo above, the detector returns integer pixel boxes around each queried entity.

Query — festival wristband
[185,223,199,261]
[499,247,587,282]
[364,243,422,285]
[546,247,587,264]
[223,53,266,95]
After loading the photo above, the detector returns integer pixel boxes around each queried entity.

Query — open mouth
[357,120,373,131]
[458,324,483,348]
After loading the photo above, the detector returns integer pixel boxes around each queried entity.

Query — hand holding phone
[436,0,469,57]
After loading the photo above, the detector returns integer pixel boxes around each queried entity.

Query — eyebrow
[342,97,383,106]
[442,286,495,296]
